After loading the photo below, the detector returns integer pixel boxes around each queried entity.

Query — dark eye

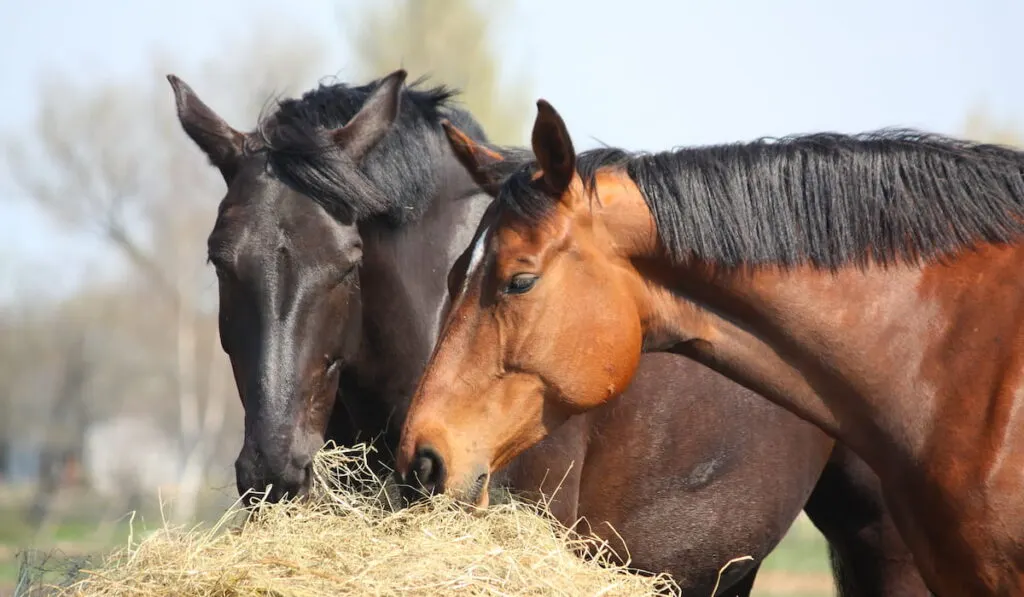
[504,273,538,295]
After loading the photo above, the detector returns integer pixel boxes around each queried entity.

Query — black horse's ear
[441,120,505,196]
[530,99,577,197]
[331,69,407,163]
[167,74,245,183]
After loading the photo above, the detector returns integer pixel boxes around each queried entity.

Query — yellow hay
[46,443,681,596]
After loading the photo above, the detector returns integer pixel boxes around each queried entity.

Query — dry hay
[42,443,683,597]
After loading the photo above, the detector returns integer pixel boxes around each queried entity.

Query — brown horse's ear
[331,69,407,163]
[531,99,577,198]
[441,120,505,196]
[167,74,246,183]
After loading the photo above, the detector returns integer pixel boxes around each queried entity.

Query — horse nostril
[411,445,446,495]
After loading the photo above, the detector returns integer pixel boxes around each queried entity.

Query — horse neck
[634,238,1024,477]
[345,150,493,440]
[593,177,928,473]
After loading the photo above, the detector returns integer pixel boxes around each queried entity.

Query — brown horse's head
[398,101,660,505]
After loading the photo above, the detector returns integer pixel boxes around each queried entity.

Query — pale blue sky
[2,0,1023,302]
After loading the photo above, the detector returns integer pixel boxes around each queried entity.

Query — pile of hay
[45,444,680,596]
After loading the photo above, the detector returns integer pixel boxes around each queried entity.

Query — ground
[0,485,834,597]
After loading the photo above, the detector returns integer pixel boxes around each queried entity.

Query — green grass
[0,486,235,596]
[0,560,19,594]
[0,506,145,597]
[753,514,835,597]
[761,515,831,575]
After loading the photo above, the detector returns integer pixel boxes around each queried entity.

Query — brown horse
[170,69,925,595]
[399,99,1024,596]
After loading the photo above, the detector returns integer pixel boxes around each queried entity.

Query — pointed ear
[531,99,576,196]
[441,120,505,196]
[331,69,407,163]
[167,74,245,182]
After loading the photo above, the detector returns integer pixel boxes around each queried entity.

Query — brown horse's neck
[645,248,1024,475]
[635,262,919,468]
[599,174,1024,479]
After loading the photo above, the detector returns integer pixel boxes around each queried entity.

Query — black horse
[168,69,928,596]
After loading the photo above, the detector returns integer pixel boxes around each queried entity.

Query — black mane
[498,130,1024,269]
[254,75,489,224]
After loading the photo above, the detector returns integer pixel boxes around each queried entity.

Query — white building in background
[83,415,183,498]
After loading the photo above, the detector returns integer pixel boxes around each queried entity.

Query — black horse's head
[167,71,418,502]
[168,69,491,503]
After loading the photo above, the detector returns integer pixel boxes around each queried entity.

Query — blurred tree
[1,25,329,523]
[341,0,531,145]
[962,106,1023,147]
[29,331,90,532]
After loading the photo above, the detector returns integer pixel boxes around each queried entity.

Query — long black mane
[253,75,489,224]
[499,130,1024,269]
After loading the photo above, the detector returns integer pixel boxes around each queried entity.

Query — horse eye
[505,274,538,295]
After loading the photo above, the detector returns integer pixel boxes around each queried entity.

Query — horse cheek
[572,302,644,411]
[601,312,644,407]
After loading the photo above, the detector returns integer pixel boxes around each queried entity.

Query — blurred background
[0,0,1022,595]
